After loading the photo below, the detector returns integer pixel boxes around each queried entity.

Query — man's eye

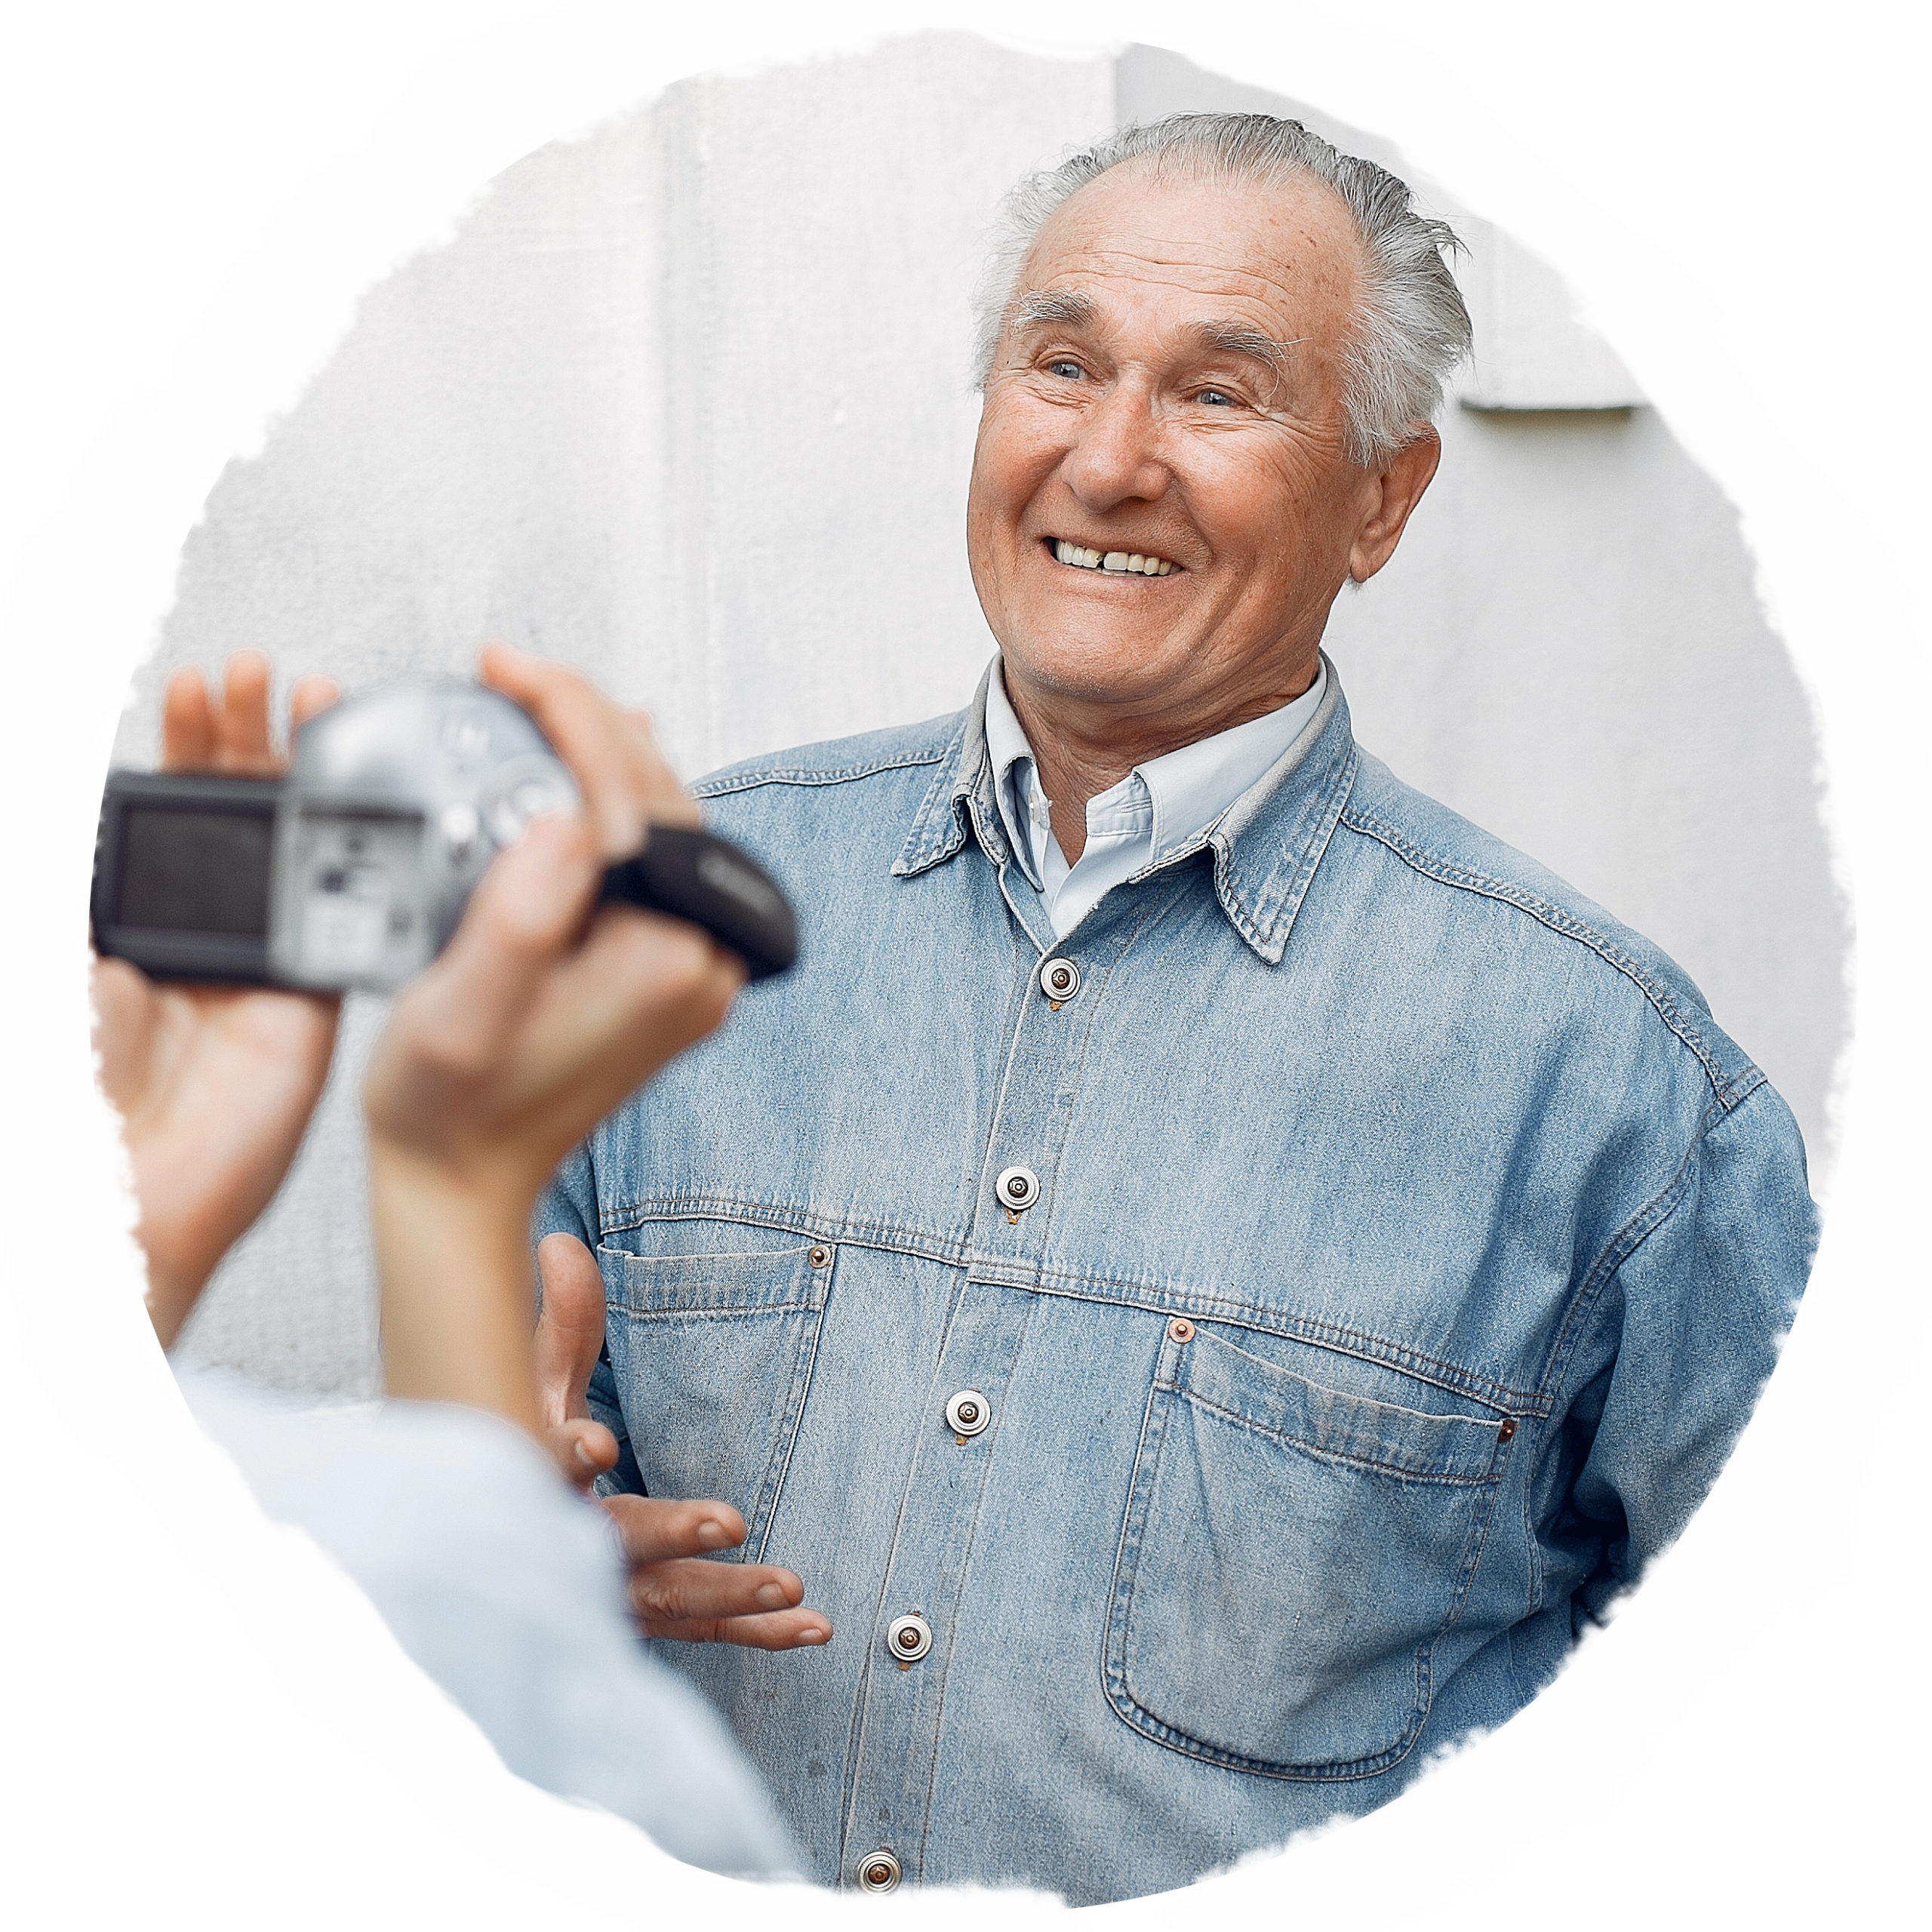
[1044,359,1084,380]
[1196,387,1236,408]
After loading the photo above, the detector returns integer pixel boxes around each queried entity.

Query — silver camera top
[269,681,580,991]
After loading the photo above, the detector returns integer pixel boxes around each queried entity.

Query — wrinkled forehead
[1014,157,1364,351]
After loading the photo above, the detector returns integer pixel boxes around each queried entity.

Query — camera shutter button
[440,802,480,862]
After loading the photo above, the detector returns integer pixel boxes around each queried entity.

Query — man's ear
[1347,429,1442,583]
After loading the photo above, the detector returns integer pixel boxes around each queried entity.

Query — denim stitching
[1217,742,1360,958]
[1338,808,1749,1106]
[749,1248,834,1566]
[1533,1091,1730,1405]
[1103,1373,1434,1783]
[1158,1381,1503,1487]
[906,1280,1043,1881]
[693,743,951,799]
[595,1204,1547,1411]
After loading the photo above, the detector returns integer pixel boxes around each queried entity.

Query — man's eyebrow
[1008,288,1097,332]
[1183,321,1307,371]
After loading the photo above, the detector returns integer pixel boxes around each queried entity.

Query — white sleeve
[178,1369,800,1881]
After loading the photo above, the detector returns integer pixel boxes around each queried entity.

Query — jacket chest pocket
[596,1233,831,1561]
[1105,1323,1511,1781]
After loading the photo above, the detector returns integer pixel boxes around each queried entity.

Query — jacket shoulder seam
[693,743,952,800]
[1338,805,1745,1107]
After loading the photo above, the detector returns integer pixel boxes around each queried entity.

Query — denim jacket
[537,658,1816,1903]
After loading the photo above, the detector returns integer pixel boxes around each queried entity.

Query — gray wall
[134,35,1844,1396]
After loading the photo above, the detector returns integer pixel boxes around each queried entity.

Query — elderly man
[534,113,1815,1903]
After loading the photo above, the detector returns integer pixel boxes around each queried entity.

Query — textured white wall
[131,35,1843,1395]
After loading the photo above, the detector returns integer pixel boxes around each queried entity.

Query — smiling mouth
[1048,537,1177,577]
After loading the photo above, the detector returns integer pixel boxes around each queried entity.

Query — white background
[1,2,1924,1924]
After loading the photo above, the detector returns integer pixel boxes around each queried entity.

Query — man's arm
[1546,1079,1817,1629]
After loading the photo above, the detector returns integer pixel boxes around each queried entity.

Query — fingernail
[574,1439,597,1468]
[755,1582,790,1611]
[795,1625,831,1647]
[695,1518,731,1548]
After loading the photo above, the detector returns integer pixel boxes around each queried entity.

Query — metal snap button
[945,1389,989,1438]
[886,1614,932,1663]
[808,1244,831,1269]
[1038,955,1081,1002]
[857,1849,902,1893]
[1168,1317,1195,1343]
[995,1165,1038,1211]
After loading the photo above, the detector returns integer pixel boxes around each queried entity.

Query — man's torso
[540,669,1808,1901]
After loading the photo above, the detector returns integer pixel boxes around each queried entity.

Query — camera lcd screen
[116,804,274,937]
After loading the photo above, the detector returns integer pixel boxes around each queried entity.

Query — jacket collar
[894,652,1359,965]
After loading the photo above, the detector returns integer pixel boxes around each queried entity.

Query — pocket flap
[598,1236,828,1318]
[1178,1326,1506,1484]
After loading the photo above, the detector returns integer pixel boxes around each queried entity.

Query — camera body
[93,680,796,991]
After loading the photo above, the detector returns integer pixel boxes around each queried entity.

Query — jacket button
[996,1164,1038,1211]
[857,1849,902,1892]
[886,1614,933,1662]
[945,1389,989,1437]
[1038,955,1081,1001]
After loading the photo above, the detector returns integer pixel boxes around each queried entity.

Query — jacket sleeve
[1549,1076,1817,1634]
[532,1142,648,1499]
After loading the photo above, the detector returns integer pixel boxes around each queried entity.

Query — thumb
[534,1232,608,1430]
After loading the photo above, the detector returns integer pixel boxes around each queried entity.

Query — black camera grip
[598,825,798,983]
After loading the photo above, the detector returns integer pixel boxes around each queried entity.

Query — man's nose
[1060,378,1170,512]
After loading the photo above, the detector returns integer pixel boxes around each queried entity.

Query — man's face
[966,162,1404,724]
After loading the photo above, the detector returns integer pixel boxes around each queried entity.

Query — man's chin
[1001,634,1191,710]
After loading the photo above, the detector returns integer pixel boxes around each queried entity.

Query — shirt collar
[983,659,1328,885]
[895,652,1358,964]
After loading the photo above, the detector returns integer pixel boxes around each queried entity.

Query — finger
[380,813,602,1088]
[289,674,340,734]
[545,1417,619,1493]
[534,1232,608,1429]
[159,666,214,771]
[627,1555,808,1624]
[89,958,158,1112]
[601,1493,747,1565]
[214,651,277,774]
[478,644,697,854]
[637,1607,833,1650]
[499,909,741,1146]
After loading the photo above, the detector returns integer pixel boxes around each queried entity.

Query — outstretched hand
[534,1232,832,1649]
[93,652,340,1346]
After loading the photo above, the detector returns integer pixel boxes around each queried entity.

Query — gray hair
[971,113,1472,466]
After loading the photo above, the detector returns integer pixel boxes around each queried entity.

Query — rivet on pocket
[1497,1417,1516,1443]
[809,1245,831,1269]
[1168,1318,1195,1344]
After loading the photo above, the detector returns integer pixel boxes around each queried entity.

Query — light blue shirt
[984,657,1328,939]
[179,1370,798,1880]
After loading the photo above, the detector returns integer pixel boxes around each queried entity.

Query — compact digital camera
[91,679,797,991]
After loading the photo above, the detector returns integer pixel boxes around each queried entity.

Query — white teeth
[1054,540,1174,574]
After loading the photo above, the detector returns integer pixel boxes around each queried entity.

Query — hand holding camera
[91,653,342,1345]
